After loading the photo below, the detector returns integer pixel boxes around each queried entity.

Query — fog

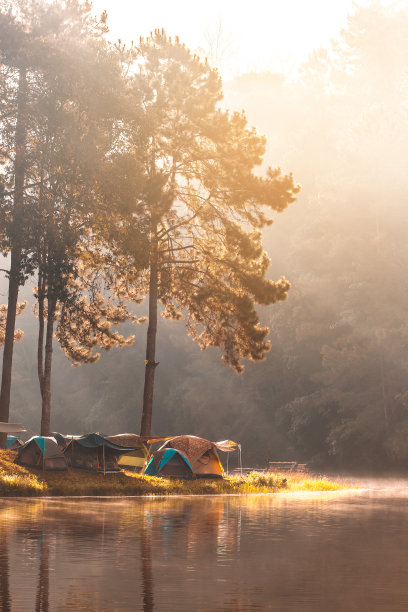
[2,2,408,470]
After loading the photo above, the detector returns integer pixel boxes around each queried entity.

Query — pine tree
[117,32,300,436]
[25,0,127,436]
[0,3,38,443]
[0,0,132,437]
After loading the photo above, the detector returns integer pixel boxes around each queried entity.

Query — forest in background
[2,2,408,470]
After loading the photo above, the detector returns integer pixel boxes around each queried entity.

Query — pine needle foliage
[123,31,300,373]
[0,301,26,344]
[111,32,300,434]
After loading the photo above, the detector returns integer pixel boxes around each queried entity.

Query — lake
[1,481,408,611]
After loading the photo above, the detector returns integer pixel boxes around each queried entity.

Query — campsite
[0,430,342,496]
[1,0,407,609]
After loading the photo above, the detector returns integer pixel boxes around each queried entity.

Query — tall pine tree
[116,32,299,436]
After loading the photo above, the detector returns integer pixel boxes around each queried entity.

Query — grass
[0,450,345,497]
[0,450,47,496]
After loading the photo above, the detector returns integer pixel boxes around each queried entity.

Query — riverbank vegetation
[0,450,343,497]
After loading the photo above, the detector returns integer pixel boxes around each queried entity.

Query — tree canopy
[111,32,299,435]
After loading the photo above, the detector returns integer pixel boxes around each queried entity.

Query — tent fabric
[153,449,166,471]
[64,434,132,471]
[144,448,194,478]
[116,443,149,471]
[106,433,173,472]
[214,440,239,453]
[106,434,145,449]
[158,448,193,472]
[50,432,70,448]
[159,436,213,465]
[0,422,26,433]
[107,433,172,446]
[36,437,45,453]
[69,433,133,453]
[6,436,22,450]
[158,435,224,478]
[117,449,148,470]
[16,436,67,471]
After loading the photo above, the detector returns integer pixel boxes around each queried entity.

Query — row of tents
[9,433,239,479]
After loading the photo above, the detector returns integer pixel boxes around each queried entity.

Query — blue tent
[6,435,22,450]
[144,448,194,479]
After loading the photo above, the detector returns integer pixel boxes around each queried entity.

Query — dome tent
[145,435,238,479]
[144,448,194,479]
[15,436,67,471]
[157,435,225,478]
[6,435,22,450]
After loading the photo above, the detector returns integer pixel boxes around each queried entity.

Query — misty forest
[0,0,407,471]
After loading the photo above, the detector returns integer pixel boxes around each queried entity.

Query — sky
[91,0,357,79]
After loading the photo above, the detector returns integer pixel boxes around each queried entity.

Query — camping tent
[6,435,22,450]
[144,448,194,478]
[157,436,227,478]
[15,436,67,471]
[106,434,172,472]
[50,432,72,450]
[64,433,134,472]
[105,434,149,471]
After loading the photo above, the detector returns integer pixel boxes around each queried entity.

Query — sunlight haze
[91,0,356,77]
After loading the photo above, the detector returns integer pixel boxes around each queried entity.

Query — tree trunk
[37,270,45,397]
[40,299,56,437]
[140,226,159,437]
[0,67,27,448]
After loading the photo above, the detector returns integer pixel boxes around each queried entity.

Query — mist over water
[0,485,408,611]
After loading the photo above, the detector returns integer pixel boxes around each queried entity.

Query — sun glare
[92,0,355,78]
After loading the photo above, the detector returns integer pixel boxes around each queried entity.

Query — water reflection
[0,488,407,610]
[140,514,154,612]
[35,532,49,612]
[0,528,10,612]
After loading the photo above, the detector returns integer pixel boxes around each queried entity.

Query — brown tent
[158,436,225,478]
[15,436,67,471]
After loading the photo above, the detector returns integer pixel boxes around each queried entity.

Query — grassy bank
[0,450,344,497]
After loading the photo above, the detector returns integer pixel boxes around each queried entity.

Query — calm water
[1,481,408,611]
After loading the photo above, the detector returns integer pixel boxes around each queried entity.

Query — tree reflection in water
[35,531,49,612]
[8,494,408,611]
[140,512,154,612]
[0,529,10,612]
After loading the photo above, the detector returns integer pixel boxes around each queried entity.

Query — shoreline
[0,449,345,497]
[0,489,353,501]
